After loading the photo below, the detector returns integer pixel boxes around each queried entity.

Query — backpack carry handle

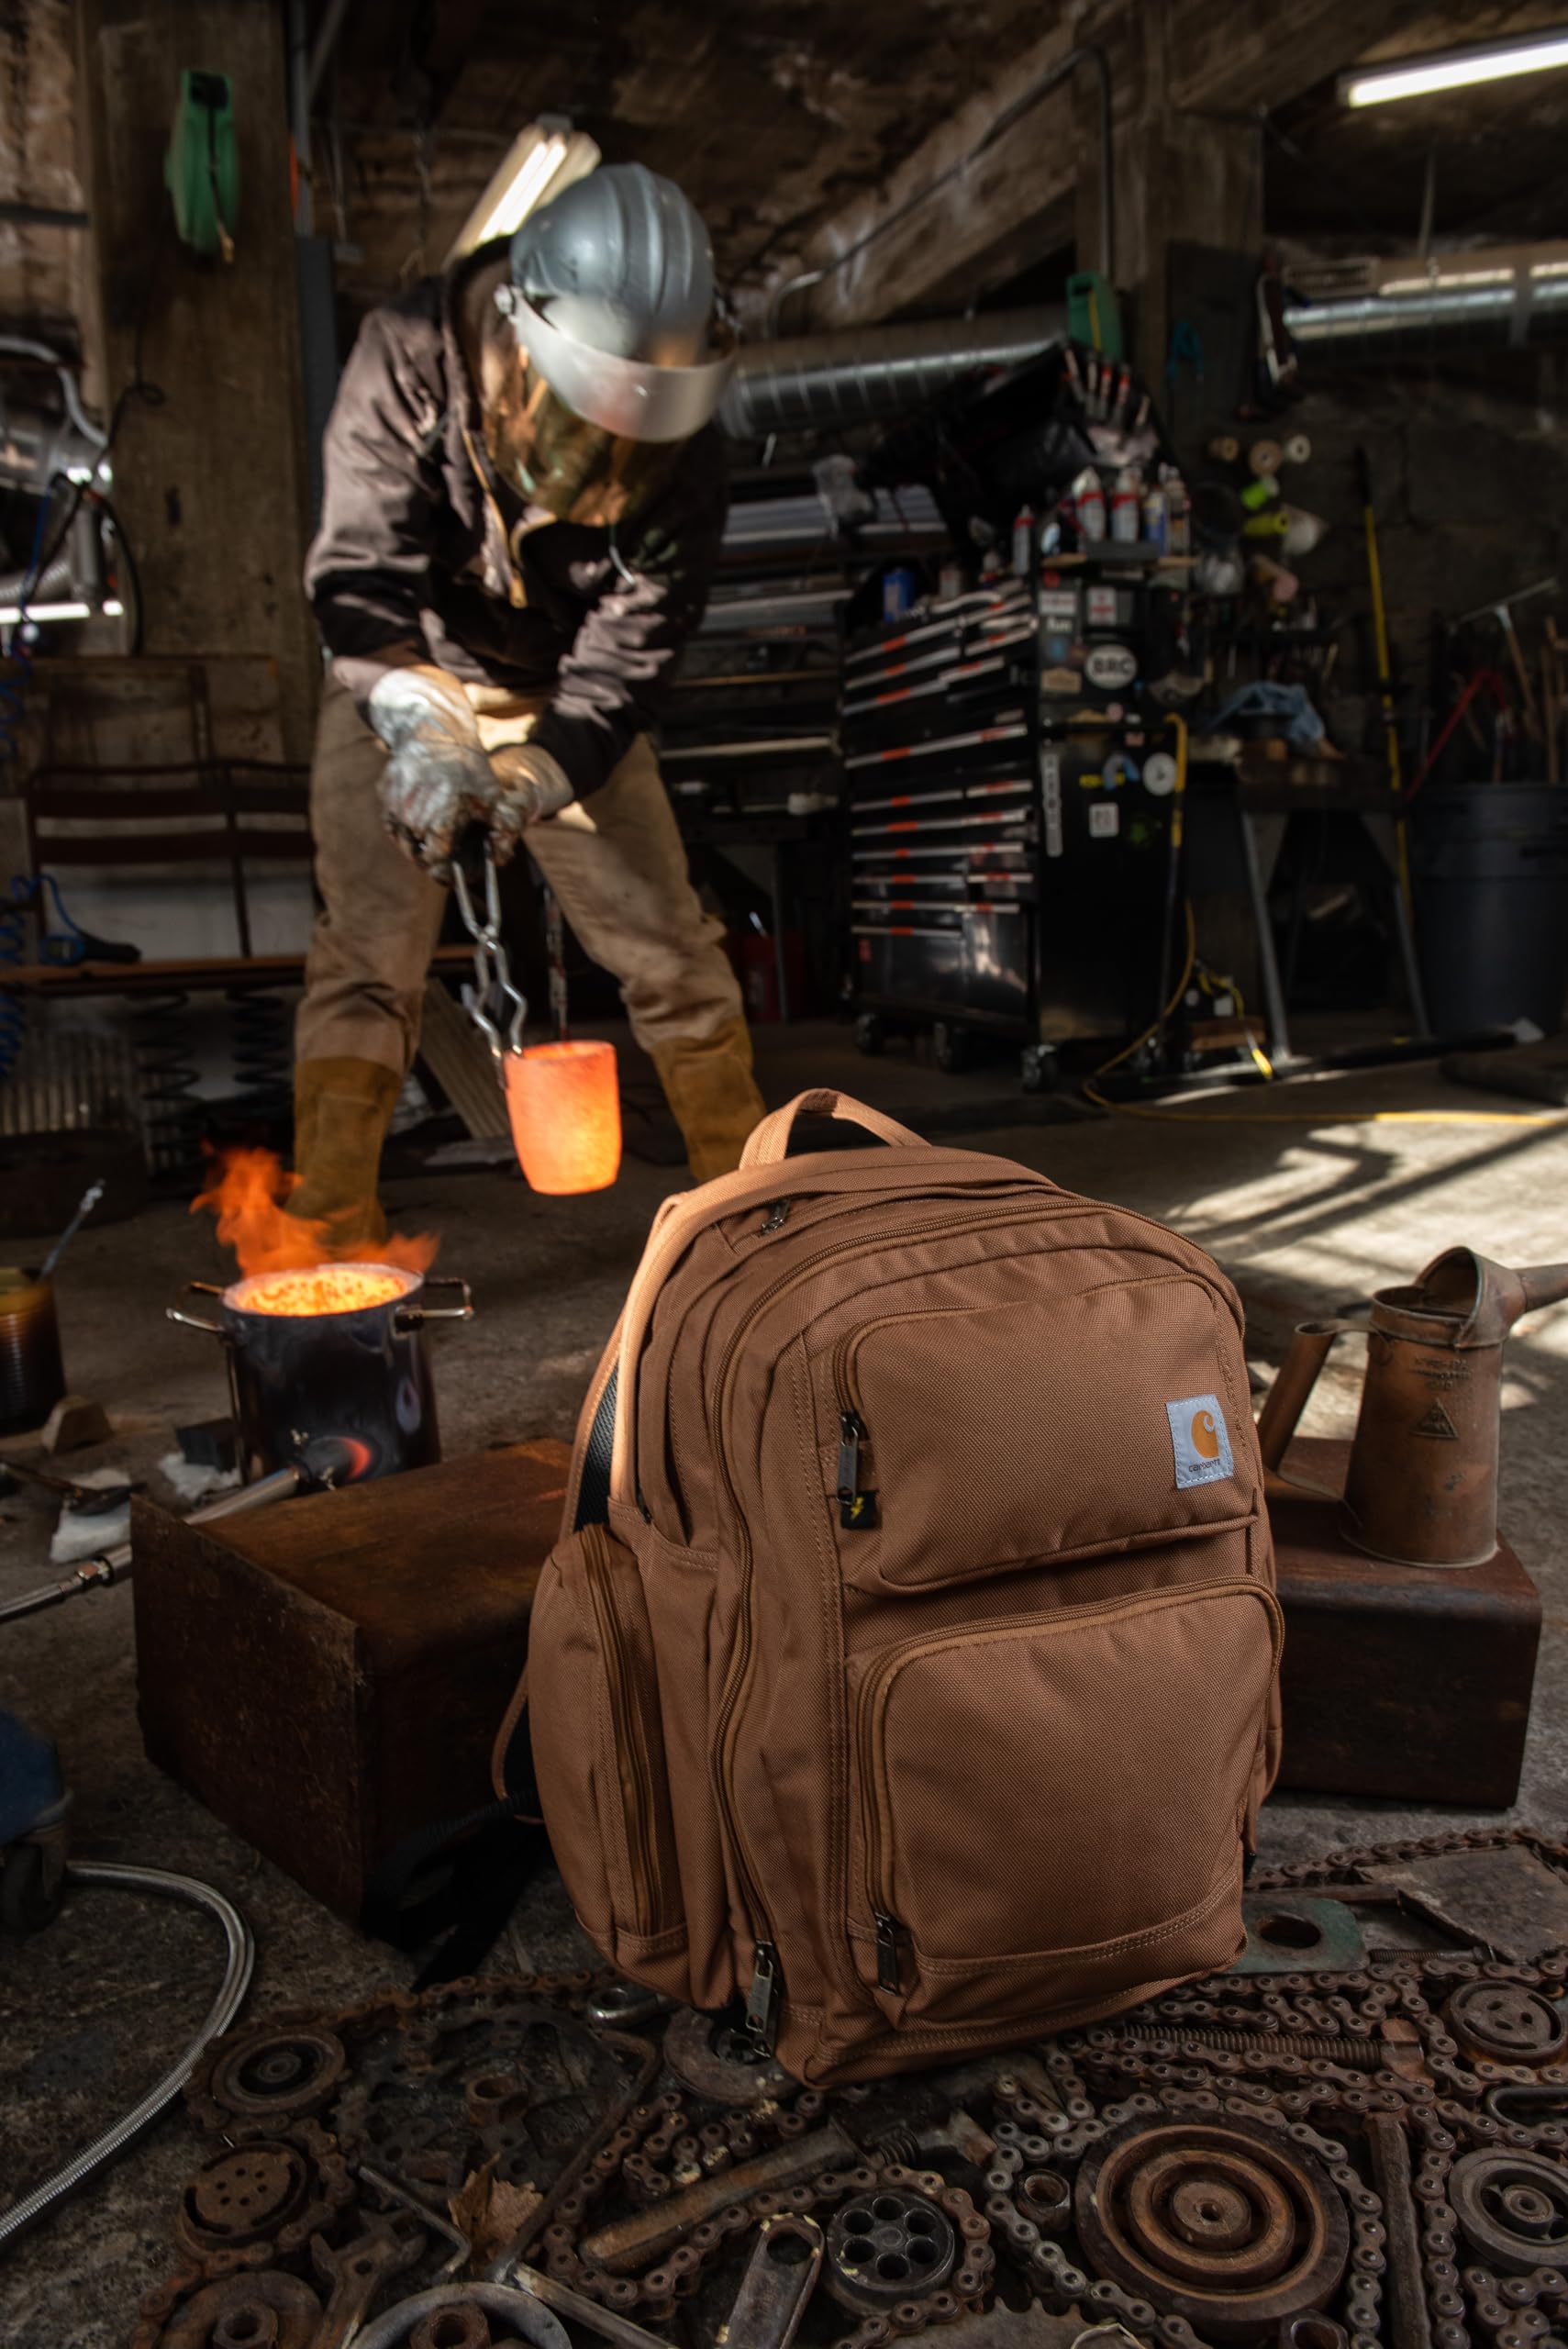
[741,1089,924,1169]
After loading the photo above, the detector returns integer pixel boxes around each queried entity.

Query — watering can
[1256,1247,1568,1569]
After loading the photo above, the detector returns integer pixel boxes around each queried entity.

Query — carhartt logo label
[1167,1394,1234,1488]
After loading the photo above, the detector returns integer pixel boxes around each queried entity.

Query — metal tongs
[450,833,571,1066]
[450,841,528,1065]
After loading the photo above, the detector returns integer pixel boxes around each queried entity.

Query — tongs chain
[450,849,528,1062]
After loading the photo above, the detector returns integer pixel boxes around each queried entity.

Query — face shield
[490,282,735,526]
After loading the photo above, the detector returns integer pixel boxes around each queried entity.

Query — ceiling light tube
[448,119,601,263]
[1340,28,1568,107]
[0,598,121,625]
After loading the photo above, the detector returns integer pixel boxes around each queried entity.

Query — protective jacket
[304,241,728,800]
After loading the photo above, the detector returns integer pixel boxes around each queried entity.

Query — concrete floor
[2,1020,1565,2344]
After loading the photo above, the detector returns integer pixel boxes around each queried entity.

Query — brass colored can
[0,1268,66,1434]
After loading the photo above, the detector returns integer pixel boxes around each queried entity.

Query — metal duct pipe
[1285,275,1568,356]
[719,306,1063,439]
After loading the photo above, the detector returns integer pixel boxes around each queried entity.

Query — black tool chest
[842,565,1182,1085]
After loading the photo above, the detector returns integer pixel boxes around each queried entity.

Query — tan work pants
[296,672,745,1076]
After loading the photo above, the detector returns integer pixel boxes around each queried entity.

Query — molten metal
[230,1265,409,1319]
[192,1149,437,1280]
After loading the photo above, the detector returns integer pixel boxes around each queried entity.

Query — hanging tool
[1353,447,1416,921]
[1453,579,1558,748]
[1406,668,1511,801]
[39,1177,104,1283]
[1257,1247,1568,1568]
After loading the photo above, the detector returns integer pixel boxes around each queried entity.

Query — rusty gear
[193,2020,348,2126]
[1073,2118,1351,2341]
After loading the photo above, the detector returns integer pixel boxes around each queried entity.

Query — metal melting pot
[169,1264,473,1483]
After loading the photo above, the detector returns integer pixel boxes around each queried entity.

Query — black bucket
[1411,783,1568,1035]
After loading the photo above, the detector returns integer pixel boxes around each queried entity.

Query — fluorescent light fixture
[1340,28,1568,107]
[1379,267,1514,294]
[448,118,600,263]
[0,597,123,625]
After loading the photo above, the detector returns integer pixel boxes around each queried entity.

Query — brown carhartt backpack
[501,1090,1282,2086]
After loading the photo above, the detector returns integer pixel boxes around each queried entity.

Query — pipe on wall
[764,45,1112,339]
[719,307,1064,440]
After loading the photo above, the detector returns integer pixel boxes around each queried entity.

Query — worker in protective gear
[294,162,765,1250]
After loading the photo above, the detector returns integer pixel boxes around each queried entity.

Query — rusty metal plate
[1235,1896,1368,1975]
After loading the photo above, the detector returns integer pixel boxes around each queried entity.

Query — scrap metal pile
[135,1831,1568,2349]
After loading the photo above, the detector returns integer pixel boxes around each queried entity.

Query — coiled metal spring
[131,991,203,1174]
[227,985,292,1119]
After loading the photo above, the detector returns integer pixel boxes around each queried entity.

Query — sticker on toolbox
[1143,751,1179,796]
[1041,666,1083,696]
[1088,801,1121,838]
[1084,642,1139,690]
[1040,591,1078,626]
[1086,585,1118,627]
[1040,750,1064,859]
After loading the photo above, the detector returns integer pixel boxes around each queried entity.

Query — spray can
[1110,466,1141,542]
[1011,506,1036,577]
[1164,469,1192,555]
[1073,468,1106,542]
[938,557,965,604]
[1142,477,1169,552]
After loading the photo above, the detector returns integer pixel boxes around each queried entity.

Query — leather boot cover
[288,1057,401,1255]
[648,1017,766,1184]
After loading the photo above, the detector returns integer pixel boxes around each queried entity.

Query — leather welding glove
[485,741,575,865]
[371,666,500,883]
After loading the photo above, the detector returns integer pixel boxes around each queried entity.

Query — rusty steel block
[132,1441,569,1920]
[1271,1439,1540,1809]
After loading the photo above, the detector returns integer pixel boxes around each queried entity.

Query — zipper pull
[762,1198,791,1234]
[874,1912,903,1993]
[837,1409,876,1531]
[745,1940,781,2053]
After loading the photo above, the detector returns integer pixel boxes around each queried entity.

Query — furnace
[169,1261,473,1484]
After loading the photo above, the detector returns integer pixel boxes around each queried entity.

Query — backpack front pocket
[829,1271,1254,1587]
[529,1524,686,1977]
[847,1578,1281,2034]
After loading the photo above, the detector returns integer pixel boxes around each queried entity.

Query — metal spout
[1410,1248,1568,1347]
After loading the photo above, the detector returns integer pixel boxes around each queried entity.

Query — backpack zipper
[581,1526,665,1938]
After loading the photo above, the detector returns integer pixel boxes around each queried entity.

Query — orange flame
[192,1148,438,1283]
